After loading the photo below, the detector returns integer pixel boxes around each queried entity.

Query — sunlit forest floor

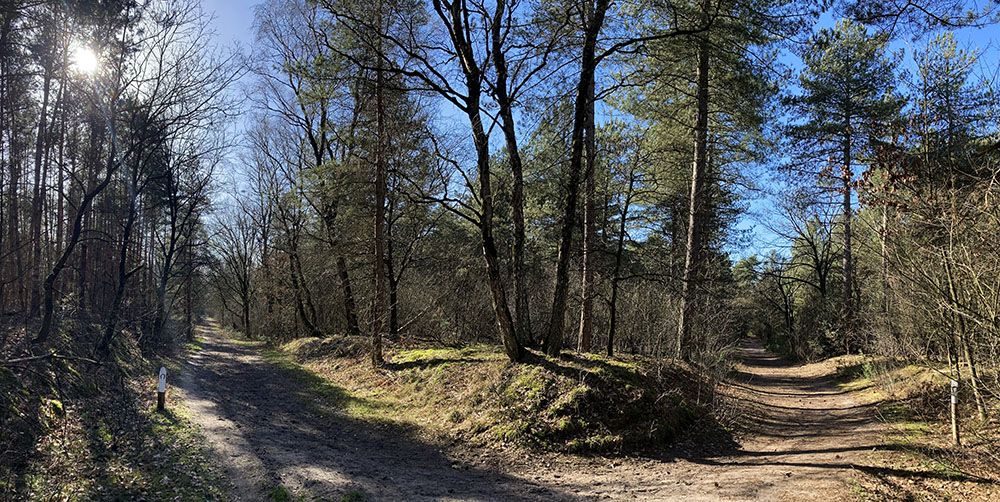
[162,324,1000,500]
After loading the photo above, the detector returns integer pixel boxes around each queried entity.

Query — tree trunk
[336,254,361,336]
[676,1,711,360]
[544,0,610,356]
[491,0,531,345]
[183,230,195,340]
[944,248,988,421]
[99,171,140,354]
[153,278,169,343]
[841,134,854,353]
[880,204,892,337]
[242,293,251,336]
[578,60,597,353]
[472,110,522,362]
[320,204,362,338]
[153,220,182,343]
[386,204,400,338]
[4,88,23,313]
[960,331,988,421]
[29,68,52,316]
[36,143,118,344]
[371,34,387,367]
[443,0,523,361]
[388,274,399,338]
[0,6,11,312]
[607,169,636,357]
[289,245,322,338]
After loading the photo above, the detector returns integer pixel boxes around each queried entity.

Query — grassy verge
[836,356,1000,499]
[270,336,714,454]
[7,333,228,501]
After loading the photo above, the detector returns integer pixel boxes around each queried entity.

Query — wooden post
[157,367,167,413]
[950,378,960,446]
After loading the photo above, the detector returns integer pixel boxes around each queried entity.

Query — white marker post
[950,379,960,446]
[157,367,167,413]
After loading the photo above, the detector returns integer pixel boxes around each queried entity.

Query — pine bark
[578,63,597,353]
[29,67,52,315]
[371,23,387,367]
[841,134,854,353]
[676,1,710,360]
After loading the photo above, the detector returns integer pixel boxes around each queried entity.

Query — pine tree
[786,19,903,352]
[628,0,807,360]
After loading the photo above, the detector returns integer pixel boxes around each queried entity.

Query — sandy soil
[176,324,557,501]
[175,325,995,501]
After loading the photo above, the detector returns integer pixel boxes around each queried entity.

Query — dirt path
[176,326,957,501]
[513,338,892,500]
[176,323,561,501]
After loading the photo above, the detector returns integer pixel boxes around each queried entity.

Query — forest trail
[175,322,558,501]
[175,325,946,501]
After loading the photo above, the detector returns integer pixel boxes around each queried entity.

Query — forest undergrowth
[834,356,1000,498]
[0,322,227,500]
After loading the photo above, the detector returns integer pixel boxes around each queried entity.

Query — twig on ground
[1,351,102,366]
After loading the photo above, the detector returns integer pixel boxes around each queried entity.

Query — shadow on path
[176,323,573,501]
[684,338,992,487]
[177,330,993,501]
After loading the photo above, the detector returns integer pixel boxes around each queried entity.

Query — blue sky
[202,1,1000,259]
[737,11,1000,259]
[203,0,255,49]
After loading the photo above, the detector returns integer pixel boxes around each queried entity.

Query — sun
[71,44,99,75]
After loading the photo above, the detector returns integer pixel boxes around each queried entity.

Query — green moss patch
[277,340,711,454]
